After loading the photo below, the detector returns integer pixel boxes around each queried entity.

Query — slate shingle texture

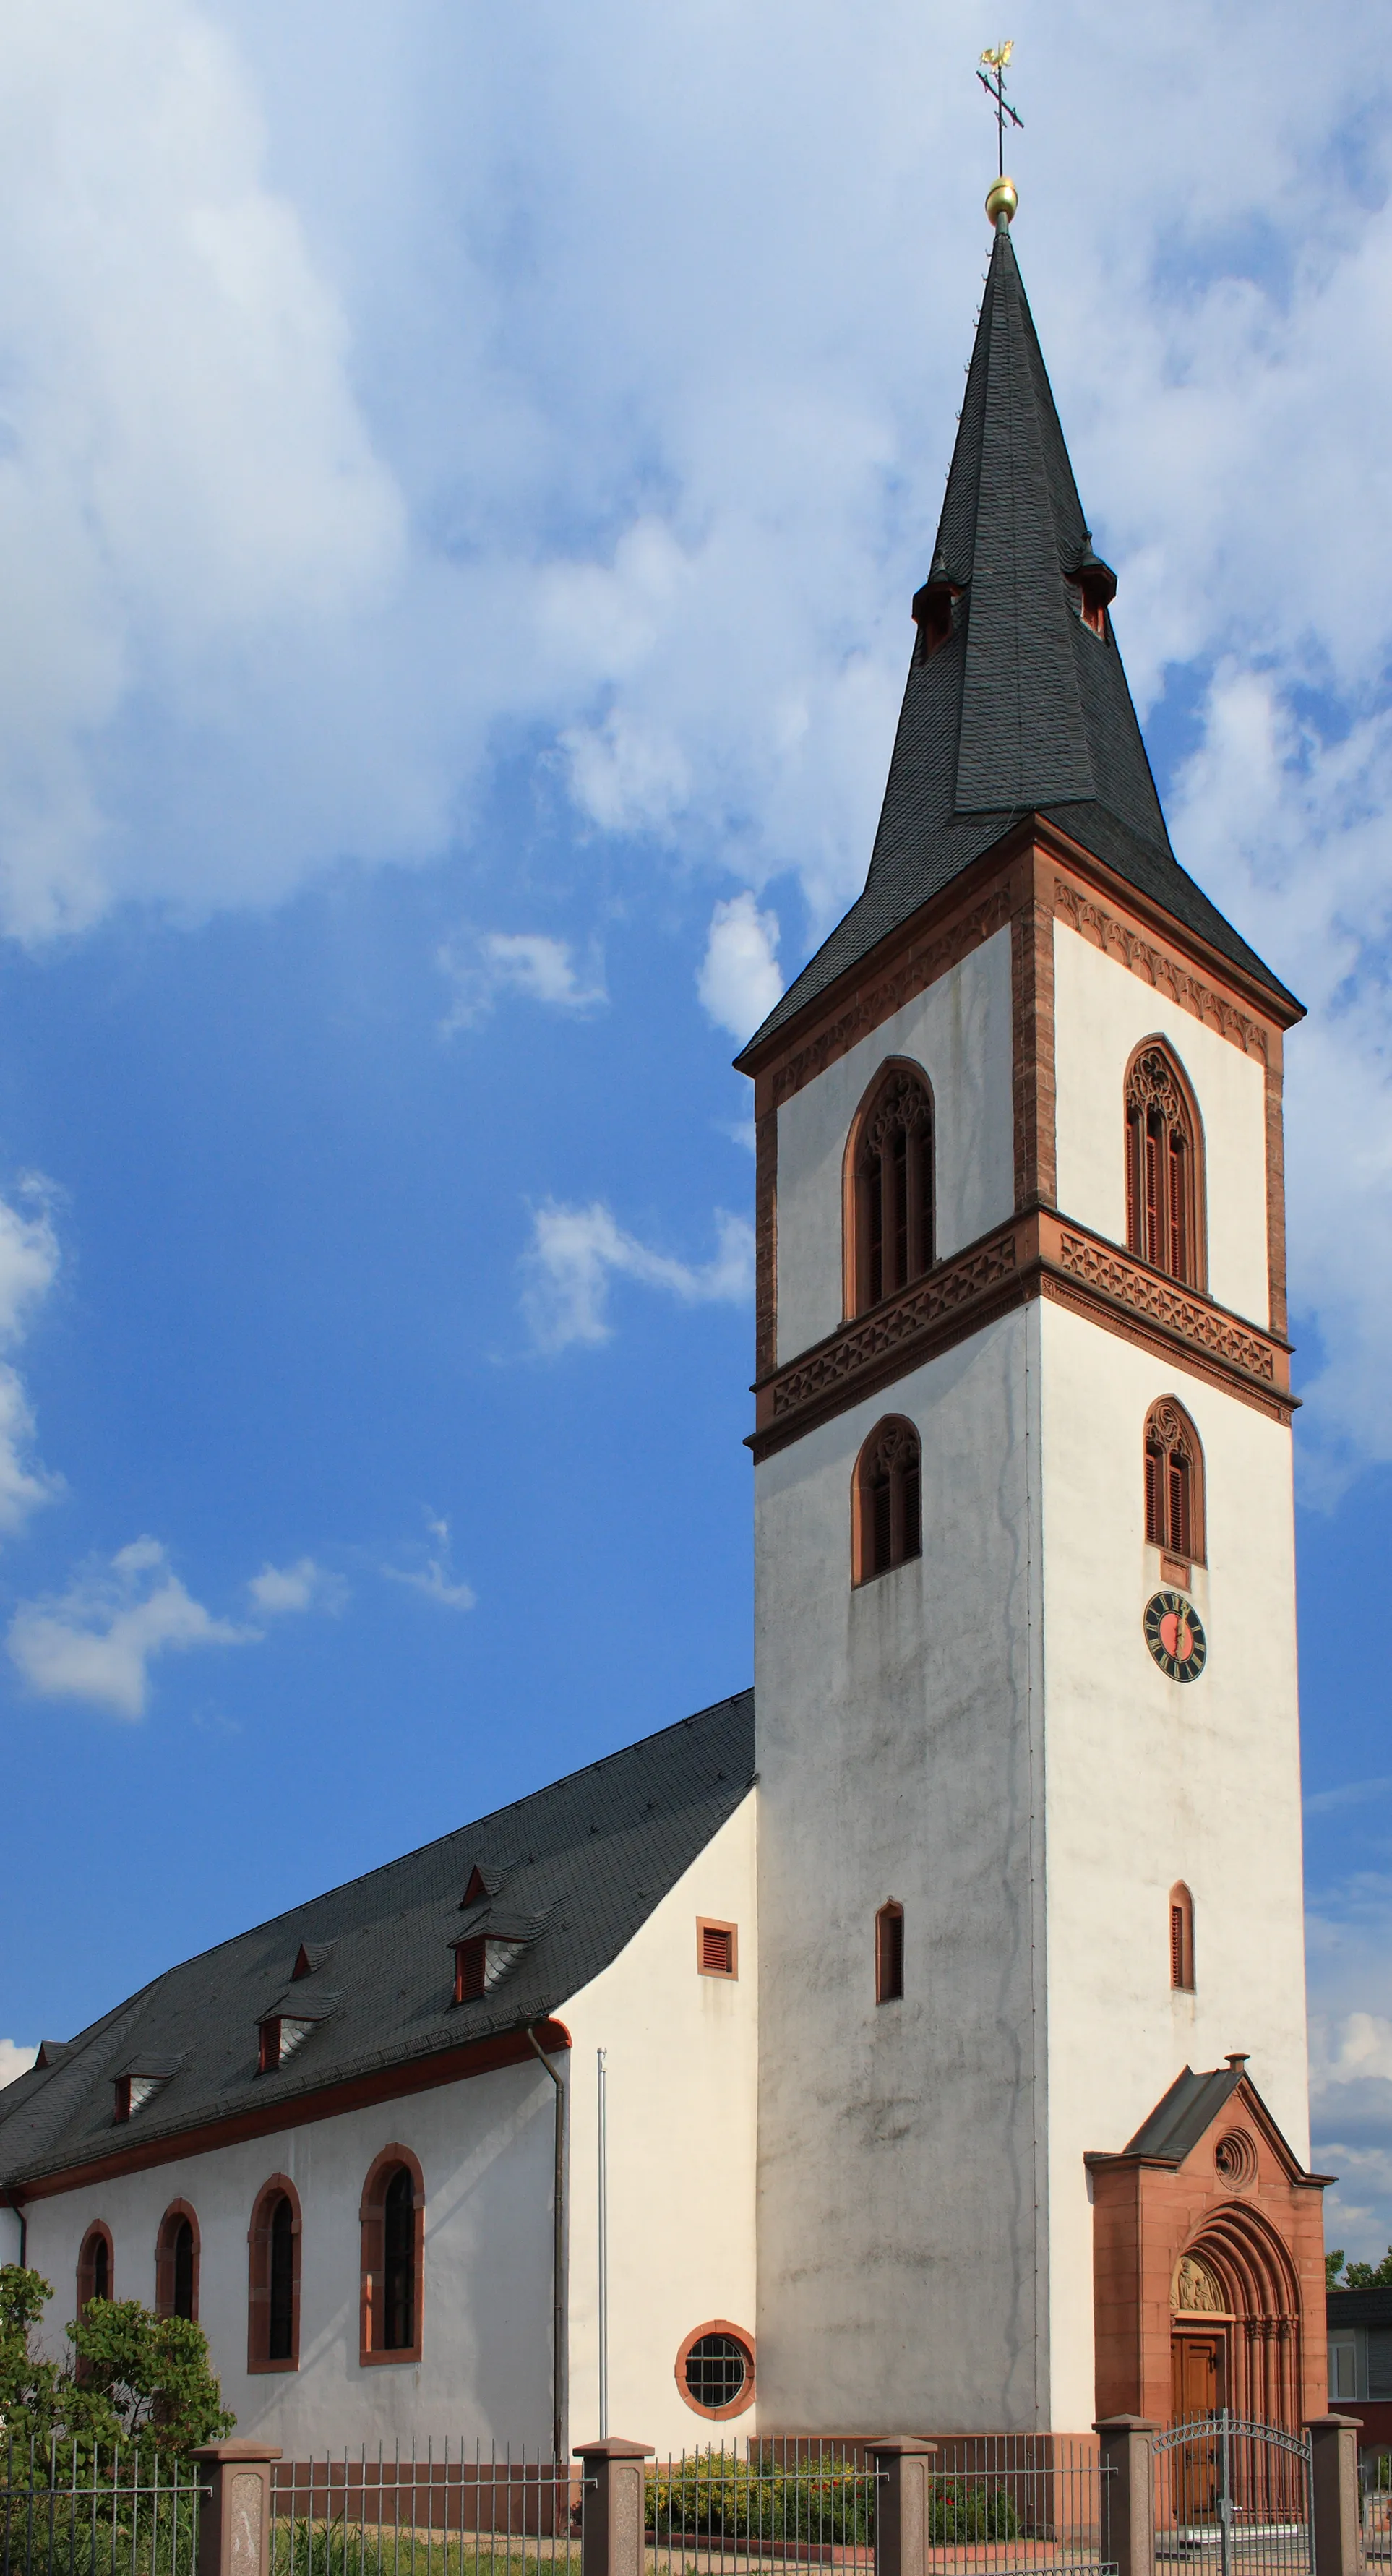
[739,223,1298,1062]
[0,1690,755,2193]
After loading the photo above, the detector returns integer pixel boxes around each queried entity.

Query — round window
[1213,2130,1257,2189]
[676,2324,755,2417]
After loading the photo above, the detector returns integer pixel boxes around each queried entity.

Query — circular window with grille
[1213,2129,1257,2189]
[675,2322,756,2419]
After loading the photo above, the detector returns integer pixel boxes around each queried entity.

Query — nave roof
[0,1688,755,2193]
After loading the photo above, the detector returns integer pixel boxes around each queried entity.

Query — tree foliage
[1326,2246,1392,2289]
[0,2265,233,2457]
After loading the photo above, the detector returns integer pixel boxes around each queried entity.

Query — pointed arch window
[1144,1398,1205,1568]
[155,2202,199,2322]
[1125,1042,1203,1288]
[249,2176,301,2373]
[853,1416,922,1585]
[1169,1883,1195,1992]
[846,1064,935,1317]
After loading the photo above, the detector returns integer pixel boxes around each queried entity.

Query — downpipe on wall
[526,2025,567,2463]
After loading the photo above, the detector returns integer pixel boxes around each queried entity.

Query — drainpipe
[526,2025,567,2463]
[3,2191,27,2267]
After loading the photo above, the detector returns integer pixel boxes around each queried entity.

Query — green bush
[646,2457,874,2546]
[928,2478,1021,2543]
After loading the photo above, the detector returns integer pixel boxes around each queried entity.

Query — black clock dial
[1143,1589,1208,1683]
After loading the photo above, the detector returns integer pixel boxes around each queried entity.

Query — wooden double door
[1173,2328,1226,2423]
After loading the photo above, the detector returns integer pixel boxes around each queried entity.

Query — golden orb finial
[985,174,1018,226]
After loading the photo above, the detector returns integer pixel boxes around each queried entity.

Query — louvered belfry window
[854,1417,922,1584]
[1169,1883,1195,1991]
[852,1067,935,1314]
[1143,1397,1204,1565]
[876,1903,905,2004]
[1125,1045,1199,1284]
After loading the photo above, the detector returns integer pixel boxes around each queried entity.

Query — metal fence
[269,2450,580,2576]
[921,2438,1111,2576]
[0,2439,202,2576]
[1152,2416,1312,2576]
[649,2442,875,2575]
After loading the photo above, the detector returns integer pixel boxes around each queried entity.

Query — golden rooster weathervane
[977,38,1023,223]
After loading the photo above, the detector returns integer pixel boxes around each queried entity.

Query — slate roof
[738,220,1299,1062]
[0,1691,755,2194]
[1117,2064,1247,2163]
[1327,2286,1392,2329]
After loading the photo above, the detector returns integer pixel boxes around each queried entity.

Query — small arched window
[359,2146,424,2366]
[77,2223,113,2314]
[248,2176,302,2373]
[876,1903,904,2004]
[1170,1883,1195,1992]
[853,1416,922,1585]
[155,2202,199,2322]
[846,1063,935,1317]
[1125,1041,1203,1287]
[1144,1398,1206,1568]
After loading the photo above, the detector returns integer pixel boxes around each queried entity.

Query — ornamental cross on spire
[977,40,1023,178]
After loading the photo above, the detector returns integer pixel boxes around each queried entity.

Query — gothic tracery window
[155,2203,199,2322]
[249,2176,301,2371]
[1125,1043,1202,1287]
[1144,1397,1205,1566]
[848,1065,935,1315]
[854,1416,922,1584]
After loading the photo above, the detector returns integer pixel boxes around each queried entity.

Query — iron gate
[1153,2416,1312,2576]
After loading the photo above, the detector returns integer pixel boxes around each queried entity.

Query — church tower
[736,194,1327,2435]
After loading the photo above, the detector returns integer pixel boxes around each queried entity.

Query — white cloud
[1,0,1391,1467]
[438,930,607,1034]
[7,1536,246,1719]
[0,1180,61,1537]
[384,1513,476,1613]
[247,1556,346,1616]
[522,1200,755,1354]
[697,893,783,1043]
[0,2040,37,2090]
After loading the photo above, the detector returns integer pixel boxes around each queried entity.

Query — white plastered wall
[1052,922,1271,1326]
[562,1798,758,2454]
[774,928,1015,1364]
[20,2063,556,2451]
[754,1309,1049,2433]
[1037,1299,1307,2429]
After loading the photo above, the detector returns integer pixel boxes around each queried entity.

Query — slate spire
[741,211,1296,1055]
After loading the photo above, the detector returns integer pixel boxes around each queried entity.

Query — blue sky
[0,0,1391,2259]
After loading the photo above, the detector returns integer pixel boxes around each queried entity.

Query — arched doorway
[1170,2200,1302,2430]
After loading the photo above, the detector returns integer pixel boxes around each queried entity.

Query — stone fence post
[575,2437,653,2576]
[194,2441,283,2576]
[1094,2417,1156,2576]
[1307,2416,1362,2576]
[867,2436,937,2576]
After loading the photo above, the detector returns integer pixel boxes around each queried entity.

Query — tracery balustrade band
[751,1207,1289,1456]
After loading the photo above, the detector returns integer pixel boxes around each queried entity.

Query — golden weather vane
[976,39,1023,182]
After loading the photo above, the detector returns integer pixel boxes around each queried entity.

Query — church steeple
[742,207,1297,1057]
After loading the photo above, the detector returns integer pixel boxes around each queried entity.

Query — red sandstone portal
[1088,2061,1330,2429]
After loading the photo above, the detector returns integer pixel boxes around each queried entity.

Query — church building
[0,184,1328,2456]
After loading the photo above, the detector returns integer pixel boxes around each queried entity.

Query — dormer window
[911,554,960,662]
[259,2016,314,2074]
[1067,536,1117,638]
[461,1865,495,1908]
[113,2073,166,2122]
[453,1936,524,2002]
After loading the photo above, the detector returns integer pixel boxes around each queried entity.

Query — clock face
[1143,1589,1208,1683]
